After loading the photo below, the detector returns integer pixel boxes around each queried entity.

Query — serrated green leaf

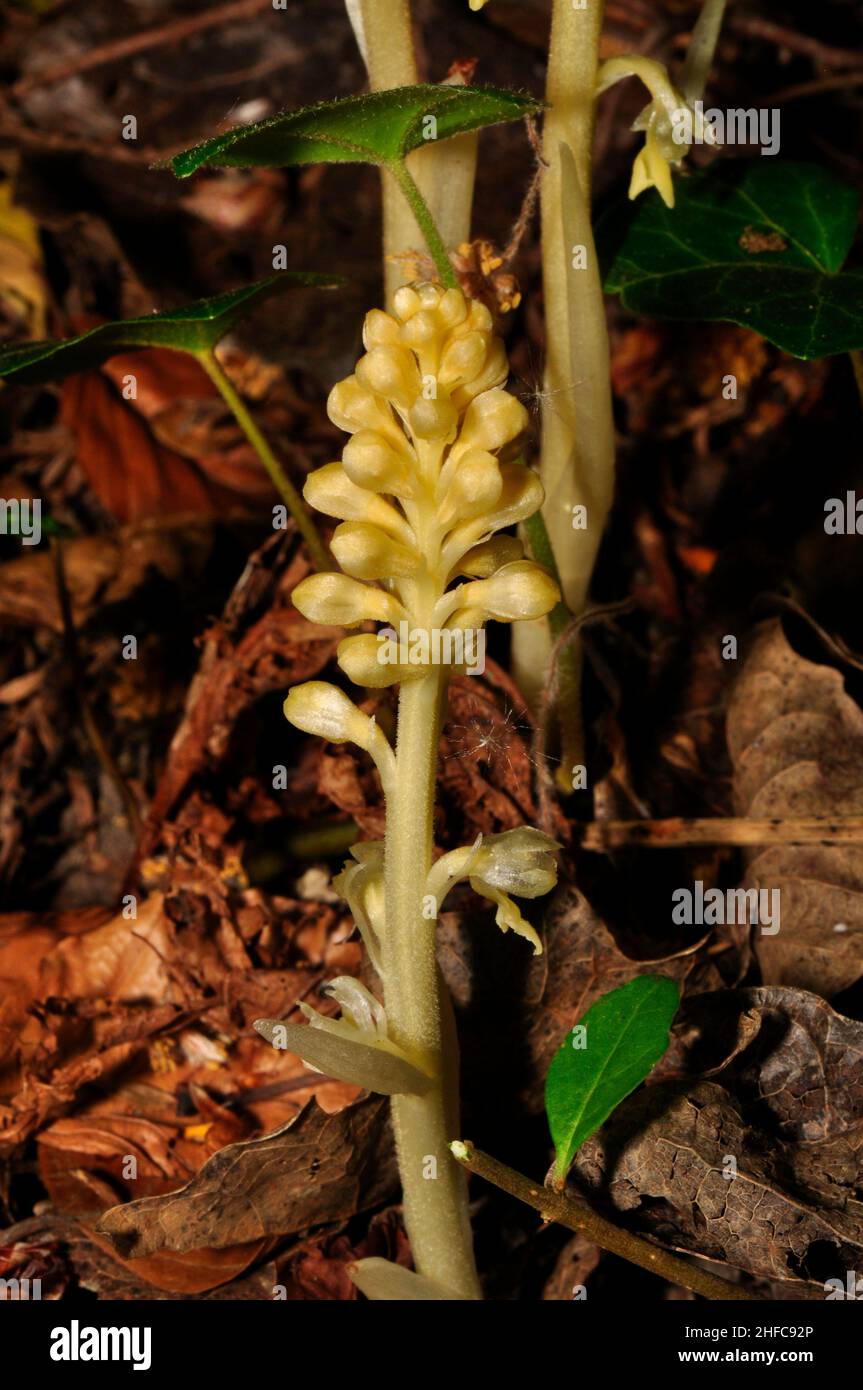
[545,974,679,1184]
[598,160,863,359]
[0,272,341,384]
[170,84,542,179]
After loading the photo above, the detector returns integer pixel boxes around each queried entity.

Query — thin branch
[12,0,274,97]
[578,815,863,851]
[50,536,143,840]
[451,1140,758,1301]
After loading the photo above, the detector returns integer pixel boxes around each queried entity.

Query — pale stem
[347,0,477,303]
[682,0,730,105]
[390,161,459,289]
[198,348,331,571]
[512,0,615,779]
[383,670,481,1299]
[349,0,443,305]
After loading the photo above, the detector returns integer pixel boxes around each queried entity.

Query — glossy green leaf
[599,160,863,359]
[170,84,542,179]
[545,975,679,1184]
[0,272,340,384]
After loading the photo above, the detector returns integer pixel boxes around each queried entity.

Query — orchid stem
[384,670,481,1298]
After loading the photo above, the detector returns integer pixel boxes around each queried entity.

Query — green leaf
[170,84,542,179]
[545,974,679,1184]
[598,160,863,359]
[0,272,341,384]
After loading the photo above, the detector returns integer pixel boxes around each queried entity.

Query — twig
[450,1140,757,1301]
[50,536,143,839]
[729,15,863,69]
[579,816,863,851]
[12,0,274,97]
[533,598,634,824]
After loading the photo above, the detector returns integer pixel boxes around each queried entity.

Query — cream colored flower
[285,283,559,706]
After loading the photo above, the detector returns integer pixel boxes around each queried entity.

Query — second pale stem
[383,670,481,1299]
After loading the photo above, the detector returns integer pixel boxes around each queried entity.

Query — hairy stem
[198,348,331,571]
[451,1141,758,1301]
[349,0,448,305]
[511,0,614,781]
[384,672,481,1299]
[390,161,459,289]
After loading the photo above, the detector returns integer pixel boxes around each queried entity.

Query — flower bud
[292,572,405,628]
[399,309,439,351]
[342,430,415,497]
[407,393,457,442]
[356,346,420,408]
[439,332,487,391]
[304,463,411,541]
[450,340,507,410]
[392,285,422,321]
[458,560,559,623]
[451,388,528,460]
[337,633,423,688]
[471,827,559,898]
[455,535,524,578]
[441,463,544,572]
[284,681,375,746]
[331,521,421,580]
[327,374,395,436]
[437,450,502,527]
[362,309,400,350]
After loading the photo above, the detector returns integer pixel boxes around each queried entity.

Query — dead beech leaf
[572,1079,863,1289]
[571,986,863,1289]
[84,1228,268,1295]
[61,350,277,524]
[728,620,863,995]
[0,517,214,632]
[95,1095,395,1258]
[705,986,863,1144]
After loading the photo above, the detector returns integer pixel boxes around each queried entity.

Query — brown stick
[12,0,274,97]
[51,536,143,840]
[577,816,863,851]
[729,15,863,69]
[451,1141,756,1301]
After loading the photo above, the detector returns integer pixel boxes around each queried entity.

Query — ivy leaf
[0,272,340,384]
[598,160,863,359]
[545,974,679,1185]
[170,84,542,179]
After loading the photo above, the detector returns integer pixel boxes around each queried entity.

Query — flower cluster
[265,283,560,1099]
[285,281,559,696]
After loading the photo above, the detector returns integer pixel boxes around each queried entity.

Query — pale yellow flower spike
[277,282,560,1302]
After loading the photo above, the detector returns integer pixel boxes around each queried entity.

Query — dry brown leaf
[728,620,863,995]
[61,350,277,524]
[571,986,863,1290]
[0,517,214,631]
[94,1095,395,1258]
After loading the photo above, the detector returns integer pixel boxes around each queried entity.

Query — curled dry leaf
[61,349,278,524]
[571,985,863,1290]
[95,1095,395,1259]
[0,518,215,632]
[728,619,863,995]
